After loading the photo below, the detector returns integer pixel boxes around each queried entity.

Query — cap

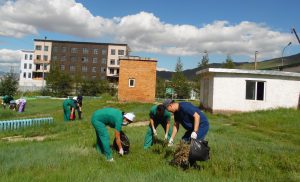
[73,96,77,100]
[163,99,173,108]
[124,113,135,122]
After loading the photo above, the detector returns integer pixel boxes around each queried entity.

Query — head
[123,112,135,126]
[163,99,176,113]
[156,104,165,117]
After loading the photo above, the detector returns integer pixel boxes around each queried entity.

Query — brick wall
[118,59,157,103]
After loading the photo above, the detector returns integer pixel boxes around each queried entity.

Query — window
[44,46,48,51]
[92,67,96,72]
[92,76,96,80]
[62,47,67,52]
[43,55,48,61]
[29,54,33,60]
[82,57,88,63]
[246,80,265,101]
[52,56,58,61]
[61,65,65,70]
[93,49,98,54]
[83,48,89,54]
[118,50,125,55]
[111,49,115,55]
[28,73,31,78]
[25,54,28,60]
[23,72,26,78]
[102,58,107,64]
[61,56,66,61]
[109,69,114,74]
[102,48,107,55]
[129,78,135,87]
[117,60,120,65]
[71,48,77,53]
[70,65,76,72]
[44,65,47,71]
[116,69,119,75]
[29,64,32,69]
[110,59,115,65]
[100,75,105,80]
[35,45,42,50]
[24,63,27,69]
[53,46,58,52]
[36,55,41,60]
[71,56,77,62]
[82,66,88,72]
[92,57,98,63]
[100,67,106,73]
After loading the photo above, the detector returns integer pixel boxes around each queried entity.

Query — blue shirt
[174,102,209,131]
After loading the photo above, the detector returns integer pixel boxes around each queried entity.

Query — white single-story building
[196,68,300,113]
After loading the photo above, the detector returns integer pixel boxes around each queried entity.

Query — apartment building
[33,39,128,82]
[19,50,44,91]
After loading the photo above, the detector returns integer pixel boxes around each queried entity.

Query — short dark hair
[157,104,165,113]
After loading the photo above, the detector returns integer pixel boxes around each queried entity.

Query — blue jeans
[182,125,209,141]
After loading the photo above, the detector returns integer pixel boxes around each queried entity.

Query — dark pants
[182,125,209,142]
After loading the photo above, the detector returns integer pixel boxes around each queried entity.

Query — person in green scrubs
[63,98,76,121]
[2,95,13,109]
[143,104,172,149]
[91,108,135,161]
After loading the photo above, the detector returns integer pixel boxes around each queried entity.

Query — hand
[119,148,124,156]
[164,134,168,140]
[153,128,157,136]
[168,138,174,147]
[191,131,197,139]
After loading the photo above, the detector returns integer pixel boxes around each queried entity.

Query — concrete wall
[118,59,156,103]
[210,73,300,112]
[107,45,127,77]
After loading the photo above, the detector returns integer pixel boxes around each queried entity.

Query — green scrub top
[149,105,171,124]
[63,99,76,108]
[91,108,123,132]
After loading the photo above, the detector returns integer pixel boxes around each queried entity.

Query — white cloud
[0,49,22,72]
[157,67,171,72]
[0,1,294,59]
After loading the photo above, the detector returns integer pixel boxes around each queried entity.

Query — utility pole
[254,51,258,70]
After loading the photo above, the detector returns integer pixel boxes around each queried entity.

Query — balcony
[33,59,50,64]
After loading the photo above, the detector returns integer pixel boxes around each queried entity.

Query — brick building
[32,39,128,82]
[118,56,157,103]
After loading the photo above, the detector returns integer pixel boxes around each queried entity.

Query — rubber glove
[164,133,168,140]
[152,128,157,136]
[168,138,174,147]
[119,148,124,156]
[191,131,197,139]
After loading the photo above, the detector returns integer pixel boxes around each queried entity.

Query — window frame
[128,78,135,88]
[245,80,266,101]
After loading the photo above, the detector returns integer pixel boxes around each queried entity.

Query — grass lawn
[0,97,300,182]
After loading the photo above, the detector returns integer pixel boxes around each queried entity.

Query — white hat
[124,113,135,122]
[73,96,77,100]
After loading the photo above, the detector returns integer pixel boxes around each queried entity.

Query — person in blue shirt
[163,99,209,146]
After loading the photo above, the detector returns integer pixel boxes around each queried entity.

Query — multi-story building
[33,39,128,82]
[19,50,44,91]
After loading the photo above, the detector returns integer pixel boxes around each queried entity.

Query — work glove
[191,131,197,139]
[168,138,174,147]
[119,148,124,156]
[164,133,168,140]
[152,128,157,136]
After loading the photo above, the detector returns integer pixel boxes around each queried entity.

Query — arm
[165,120,170,139]
[150,118,156,133]
[193,112,200,132]
[114,130,122,151]
[170,121,179,142]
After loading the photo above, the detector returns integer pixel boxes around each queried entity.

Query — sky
[0,0,300,72]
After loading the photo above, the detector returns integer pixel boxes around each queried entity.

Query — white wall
[211,73,300,112]
[107,45,127,77]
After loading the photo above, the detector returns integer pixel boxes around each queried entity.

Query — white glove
[164,133,168,140]
[168,138,174,147]
[152,128,157,136]
[191,131,197,139]
[119,148,124,156]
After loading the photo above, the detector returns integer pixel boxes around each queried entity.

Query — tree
[156,78,166,98]
[45,61,72,97]
[0,68,19,96]
[198,50,209,68]
[190,76,201,99]
[222,54,235,68]
[171,57,191,99]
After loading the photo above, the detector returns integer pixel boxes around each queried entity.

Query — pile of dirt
[170,141,191,169]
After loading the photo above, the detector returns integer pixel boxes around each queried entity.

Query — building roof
[34,39,127,46]
[119,56,157,62]
[196,68,300,78]
[21,50,34,53]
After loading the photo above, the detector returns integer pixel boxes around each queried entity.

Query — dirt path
[128,121,149,127]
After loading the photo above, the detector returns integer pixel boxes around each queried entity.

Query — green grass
[0,98,300,181]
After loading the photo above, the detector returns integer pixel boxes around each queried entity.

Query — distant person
[91,108,135,161]
[163,99,210,146]
[2,95,13,109]
[63,97,76,121]
[76,95,83,119]
[144,104,173,149]
[16,98,26,112]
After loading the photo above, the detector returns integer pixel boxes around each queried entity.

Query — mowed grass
[0,98,300,182]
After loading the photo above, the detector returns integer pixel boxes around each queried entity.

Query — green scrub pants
[63,103,71,121]
[91,119,112,160]
[143,122,172,149]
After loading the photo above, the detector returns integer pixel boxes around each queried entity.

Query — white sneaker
[107,158,114,162]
